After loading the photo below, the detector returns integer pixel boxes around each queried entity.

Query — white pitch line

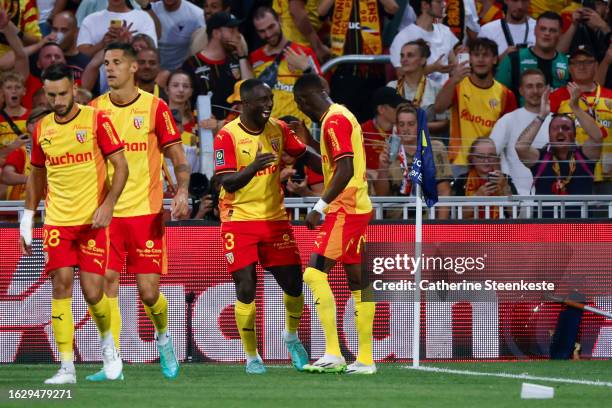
[407,366,612,387]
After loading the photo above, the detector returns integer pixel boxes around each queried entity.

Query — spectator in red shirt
[361,86,404,171]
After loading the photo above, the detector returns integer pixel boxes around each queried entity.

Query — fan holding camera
[452,137,517,219]
[188,172,220,220]
[558,0,610,61]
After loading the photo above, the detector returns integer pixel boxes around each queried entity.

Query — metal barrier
[284,196,612,220]
[1,196,610,221]
[320,54,391,74]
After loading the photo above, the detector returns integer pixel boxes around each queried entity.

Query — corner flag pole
[413,183,423,367]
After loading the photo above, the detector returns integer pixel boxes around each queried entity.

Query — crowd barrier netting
[0,221,611,363]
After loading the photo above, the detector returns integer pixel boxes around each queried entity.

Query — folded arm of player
[20,166,47,255]
[301,147,323,175]
[217,142,277,193]
[164,143,192,220]
[92,150,129,229]
[305,156,353,229]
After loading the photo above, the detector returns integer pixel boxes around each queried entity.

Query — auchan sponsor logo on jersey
[46,151,93,166]
[125,141,148,152]
[460,109,496,128]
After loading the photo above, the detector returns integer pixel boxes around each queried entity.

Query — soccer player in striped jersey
[86,42,190,381]
[293,74,376,374]
[19,63,129,384]
[214,79,321,373]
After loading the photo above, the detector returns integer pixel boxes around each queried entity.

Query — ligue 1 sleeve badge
[76,130,87,143]
[133,116,144,129]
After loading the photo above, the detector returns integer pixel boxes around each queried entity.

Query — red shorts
[313,211,372,264]
[108,213,166,274]
[42,224,108,275]
[221,220,301,273]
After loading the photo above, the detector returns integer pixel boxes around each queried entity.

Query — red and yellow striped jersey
[90,89,181,217]
[0,0,41,56]
[30,105,124,226]
[320,104,372,214]
[214,117,306,222]
[449,78,516,165]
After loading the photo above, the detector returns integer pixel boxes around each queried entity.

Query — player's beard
[266,31,283,48]
[54,99,74,117]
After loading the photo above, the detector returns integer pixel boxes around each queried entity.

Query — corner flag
[409,108,438,207]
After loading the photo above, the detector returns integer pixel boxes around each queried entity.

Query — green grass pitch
[1,361,611,407]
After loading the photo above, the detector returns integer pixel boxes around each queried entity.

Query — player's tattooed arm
[93,151,129,228]
[516,86,550,168]
[164,143,191,219]
[218,143,276,192]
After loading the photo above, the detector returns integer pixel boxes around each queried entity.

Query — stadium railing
[1,196,610,221]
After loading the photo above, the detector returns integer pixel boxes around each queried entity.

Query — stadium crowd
[0,0,611,221]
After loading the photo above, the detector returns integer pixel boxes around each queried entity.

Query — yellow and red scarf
[330,0,382,57]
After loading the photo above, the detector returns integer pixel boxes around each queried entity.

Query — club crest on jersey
[133,116,144,129]
[75,130,87,143]
[270,138,280,152]
[226,252,234,264]
[557,68,566,81]
[489,99,499,109]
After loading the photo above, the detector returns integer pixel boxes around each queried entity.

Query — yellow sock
[303,267,341,357]
[88,294,111,337]
[234,300,257,357]
[108,297,121,349]
[284,293,303,334]
[143,292,168,335]
[51,298,74,362]
[352,290,375,366]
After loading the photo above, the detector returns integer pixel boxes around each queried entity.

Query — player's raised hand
[250,142,276,172]
[567,82,582,110]
[92,200,114,229]
[171,188,190,220]
[0,7,9,31]
[19,209,34,256]
[540,85,551,117]
[305,209,322,230]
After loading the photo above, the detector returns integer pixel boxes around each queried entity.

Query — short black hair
[239,78,267,101]
[468,37,498,57]
[253,6,279,21]
[537,11,562,26]
[105,42,138,60]
[411,0,433,17]
[294,74,325,94]
[41,63,74,82]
